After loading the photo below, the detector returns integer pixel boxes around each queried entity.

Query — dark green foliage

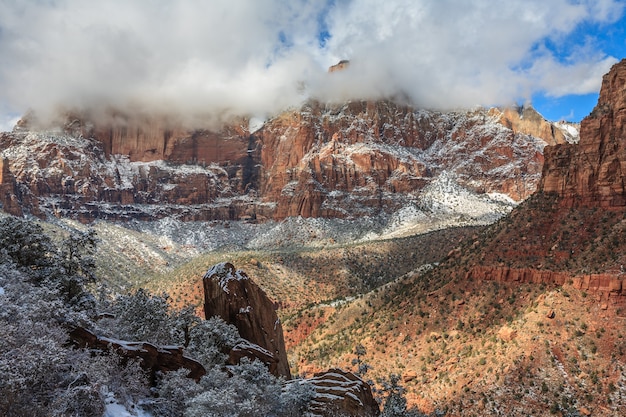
[0,216,97,306]
[0,216,55,271]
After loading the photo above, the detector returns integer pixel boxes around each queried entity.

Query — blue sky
[0,0,624,130]
[530,10,626,121]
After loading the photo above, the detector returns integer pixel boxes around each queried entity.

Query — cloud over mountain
[0,0,622,126]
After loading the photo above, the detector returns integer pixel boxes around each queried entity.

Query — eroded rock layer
[0,101,575,222]
[304,368,380,417]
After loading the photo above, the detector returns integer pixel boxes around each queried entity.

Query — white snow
[248,116,266,133]
[103,392,153,417]
[555,121,580,143]
[204,262,248,293]
[418,171,515,220]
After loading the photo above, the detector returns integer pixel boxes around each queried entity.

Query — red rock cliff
[540,59,626,208]
[203,262,291,379]
[0,100,571,222]
[459,60,626,299]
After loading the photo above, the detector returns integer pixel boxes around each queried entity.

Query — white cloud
[0,0,622,127]
[319,0,622,107]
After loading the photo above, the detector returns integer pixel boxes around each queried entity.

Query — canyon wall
[0,99,574,222]
[540,59,626,208]
[463,60,626,299]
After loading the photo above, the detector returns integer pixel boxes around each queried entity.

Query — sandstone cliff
[203,262,291,379]
[540,59,626,208]
[492,105,577,146]
[0,100,574,222]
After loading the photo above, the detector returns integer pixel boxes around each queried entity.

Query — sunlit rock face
[453,60,626,302]
[0,98,575,222]
[540,59,626,208]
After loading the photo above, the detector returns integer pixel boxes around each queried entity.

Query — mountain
[0,101,576,230]
[286,60,626,416]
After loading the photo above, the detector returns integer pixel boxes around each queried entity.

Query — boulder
[305,368,380,417]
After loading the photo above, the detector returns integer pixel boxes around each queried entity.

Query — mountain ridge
[0,102,576,229]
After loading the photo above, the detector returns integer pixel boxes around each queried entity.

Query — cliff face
[540,59,626,208]
[255,101,576,217]
[0,101,573,222]
[63,113,253,164]
[493,106,576,146]
[456,60,626,300]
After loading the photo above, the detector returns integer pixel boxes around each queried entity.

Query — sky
[0,0,625,131]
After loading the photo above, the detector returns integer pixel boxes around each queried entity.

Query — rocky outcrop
[466,266,624,300]
[227,339,280,373]
[0,157,22,216]
[203,262,291,379]
[492,106,575,145]
[539,59,626,208]
[304,368,380,417]
[329,60,350,73]
[68,326,206,381]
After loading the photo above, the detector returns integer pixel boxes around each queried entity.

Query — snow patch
[204,262,248,293]
[419,171,515,221]
[103,392,152,417]
[555,122,580,144]
[248,116,266,133]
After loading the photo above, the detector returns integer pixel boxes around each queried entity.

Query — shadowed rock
[203,262,291,379]
[68,326,206,381]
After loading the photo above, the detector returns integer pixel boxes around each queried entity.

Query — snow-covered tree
[101,289,181,344]
[0,217,97,309]
[0,263,96,416]
[186,316,240,368]
[0,217,55,272]
[184,360,283,417]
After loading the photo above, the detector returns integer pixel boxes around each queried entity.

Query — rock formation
[328,60,350,73]
[0,100,573,222]
[203,262,291,379]
[0,157,21,216]
[465,266,625,306]
[540,59,626,208]
[492,105,576,145]
[303,368,380,417]
[68,326,206,381]
[226,339,281,375]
